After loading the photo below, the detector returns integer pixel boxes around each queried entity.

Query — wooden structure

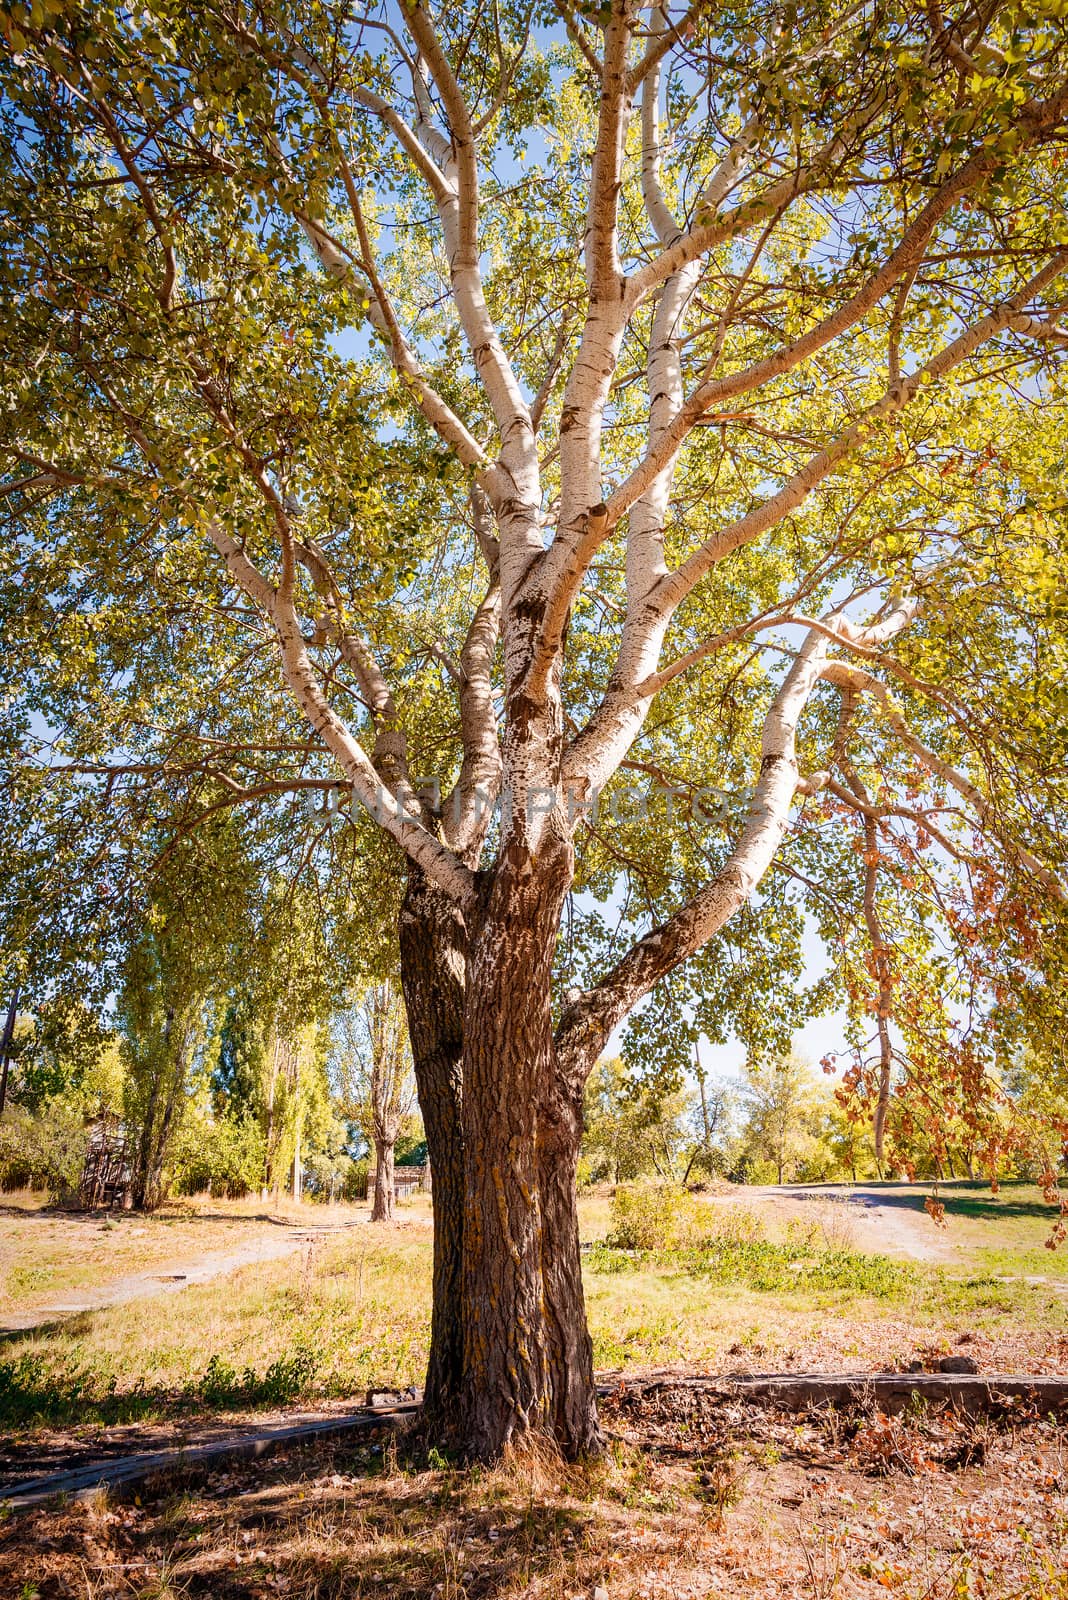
[79,1115,132,1210]
[351,1160,431,1203]
[392,1165,426,1201]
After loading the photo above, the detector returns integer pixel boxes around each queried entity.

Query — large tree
[3,0,1068,1458]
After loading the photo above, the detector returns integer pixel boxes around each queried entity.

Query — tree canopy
[2,0,1067,1457]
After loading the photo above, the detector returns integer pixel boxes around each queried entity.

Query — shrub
[608,1186,771,1251]
[788,1198,859,1253]
[693,1204,767,1248]
[170,1112,265,1198]
[303,1149,355,1202]
[608,1184,684,1249]
[0,1103,87,1200]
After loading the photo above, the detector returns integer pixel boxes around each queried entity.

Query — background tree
[736,1054,831,1185]
[118,824,254,1210]
[333,978,417,1221]
[682,1054,734,1184]
[582,1055,688,1182]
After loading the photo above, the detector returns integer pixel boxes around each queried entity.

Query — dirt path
[709,1183,960,1262]
[0,1222,364,1335]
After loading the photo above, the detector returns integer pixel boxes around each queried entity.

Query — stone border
[1,1401,420,1513]
[6,1372,1067,1513]
[619,1371,1068,1415]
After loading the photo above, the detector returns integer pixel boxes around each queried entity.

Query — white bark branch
[555,614,843,1078]
[206,518,476,907]
[561,255,1067,800]
[616,145,1004,510]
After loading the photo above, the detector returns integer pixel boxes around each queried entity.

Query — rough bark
[371,1139,396,1222]
[537,1071,600,1455]
[398,864,468,1433]
[457,829,598,1460]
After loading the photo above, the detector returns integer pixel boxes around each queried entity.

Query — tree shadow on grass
[839,1187,1060,1224]
[939,1194,1063,1224]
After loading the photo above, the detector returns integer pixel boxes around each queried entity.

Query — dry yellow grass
[0,1184,1064,1449]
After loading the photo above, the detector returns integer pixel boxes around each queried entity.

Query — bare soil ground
[0,1194,432,1332]
[2,1381,1065,1600]
[703,1184,997,1264]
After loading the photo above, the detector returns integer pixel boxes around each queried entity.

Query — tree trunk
[537,1072,600,1455]
[131,1078,161,1211]
[457,841,599,1461]
[262,1034,279,1202]
[371,1138,395,1222]
[399,865,467,1433]
[132,1097,174,1212]
[0,985,20,1117]
[131,1051,183,1212]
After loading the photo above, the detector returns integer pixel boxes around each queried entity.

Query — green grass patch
[587,1238,915,1298]
[0,1344,329,1430]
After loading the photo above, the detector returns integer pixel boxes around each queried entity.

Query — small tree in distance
[333,980,416,1222]
[737,1054,831,1186]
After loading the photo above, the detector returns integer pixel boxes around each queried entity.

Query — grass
[0,1183,1064,1437]
[587,1237,916,1296]
[0,1225,432,1431]
[916,1182,1068,1280]
[0,1192,318,1315]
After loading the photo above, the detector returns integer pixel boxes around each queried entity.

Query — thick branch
[617,145,1005,508]
[207,520,476,907]
[649,249,1068,614]
[555,617,841,1083]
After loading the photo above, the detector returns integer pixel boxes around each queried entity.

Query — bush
[0,1103,87,1200]
[608,1184,682,1249]
[729,1154,778,1185]
[170,1112,265,1198]
[697,1203,767,1247]
[788,1198,859,1253]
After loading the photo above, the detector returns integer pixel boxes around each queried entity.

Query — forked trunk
[371,1139,395,1222]
[457,841,599,1461]
[399,866,467,1430]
